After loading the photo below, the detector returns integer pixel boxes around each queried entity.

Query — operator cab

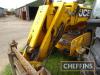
[82,0,100,75]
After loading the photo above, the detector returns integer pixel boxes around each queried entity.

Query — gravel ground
[0,15,33,72]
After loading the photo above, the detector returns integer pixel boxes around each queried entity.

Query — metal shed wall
[0,7,5,17]
[15,0,44,20]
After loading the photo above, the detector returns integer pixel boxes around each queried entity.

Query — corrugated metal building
[15,0,43,20]
[0,7,5,17]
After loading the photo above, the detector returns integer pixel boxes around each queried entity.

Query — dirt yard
[0,15,33,72]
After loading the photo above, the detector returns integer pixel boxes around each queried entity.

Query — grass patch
[1,64,12,75]
[43,49,80,75]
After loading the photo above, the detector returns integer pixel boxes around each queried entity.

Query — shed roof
[0,7,4,9]
[27,0,44,7]
[16,0,44,9]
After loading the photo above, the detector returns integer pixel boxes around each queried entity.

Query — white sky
[0,0,35,10]
[0,0,99,10]
[0,0,77,10]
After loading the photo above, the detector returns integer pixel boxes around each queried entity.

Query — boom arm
[24,1,91,62]
[24,2,71,61]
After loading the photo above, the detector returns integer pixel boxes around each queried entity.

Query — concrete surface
[0,15,33,72]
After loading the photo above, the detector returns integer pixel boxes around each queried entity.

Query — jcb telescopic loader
[8,0,98,75]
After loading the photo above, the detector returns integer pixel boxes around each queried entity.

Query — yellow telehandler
[8,0,98,75]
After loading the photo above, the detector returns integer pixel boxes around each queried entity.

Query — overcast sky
[0,0,99,10]
[0,0,78,10]
[0,0,35,10]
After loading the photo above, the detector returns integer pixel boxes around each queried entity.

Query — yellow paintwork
[27,5,49,49]
[22,0,92,67]
[70,32,91,55]
[37,2,65,60]
[56,32,91,56]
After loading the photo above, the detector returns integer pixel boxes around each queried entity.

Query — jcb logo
[78,9,92,17]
